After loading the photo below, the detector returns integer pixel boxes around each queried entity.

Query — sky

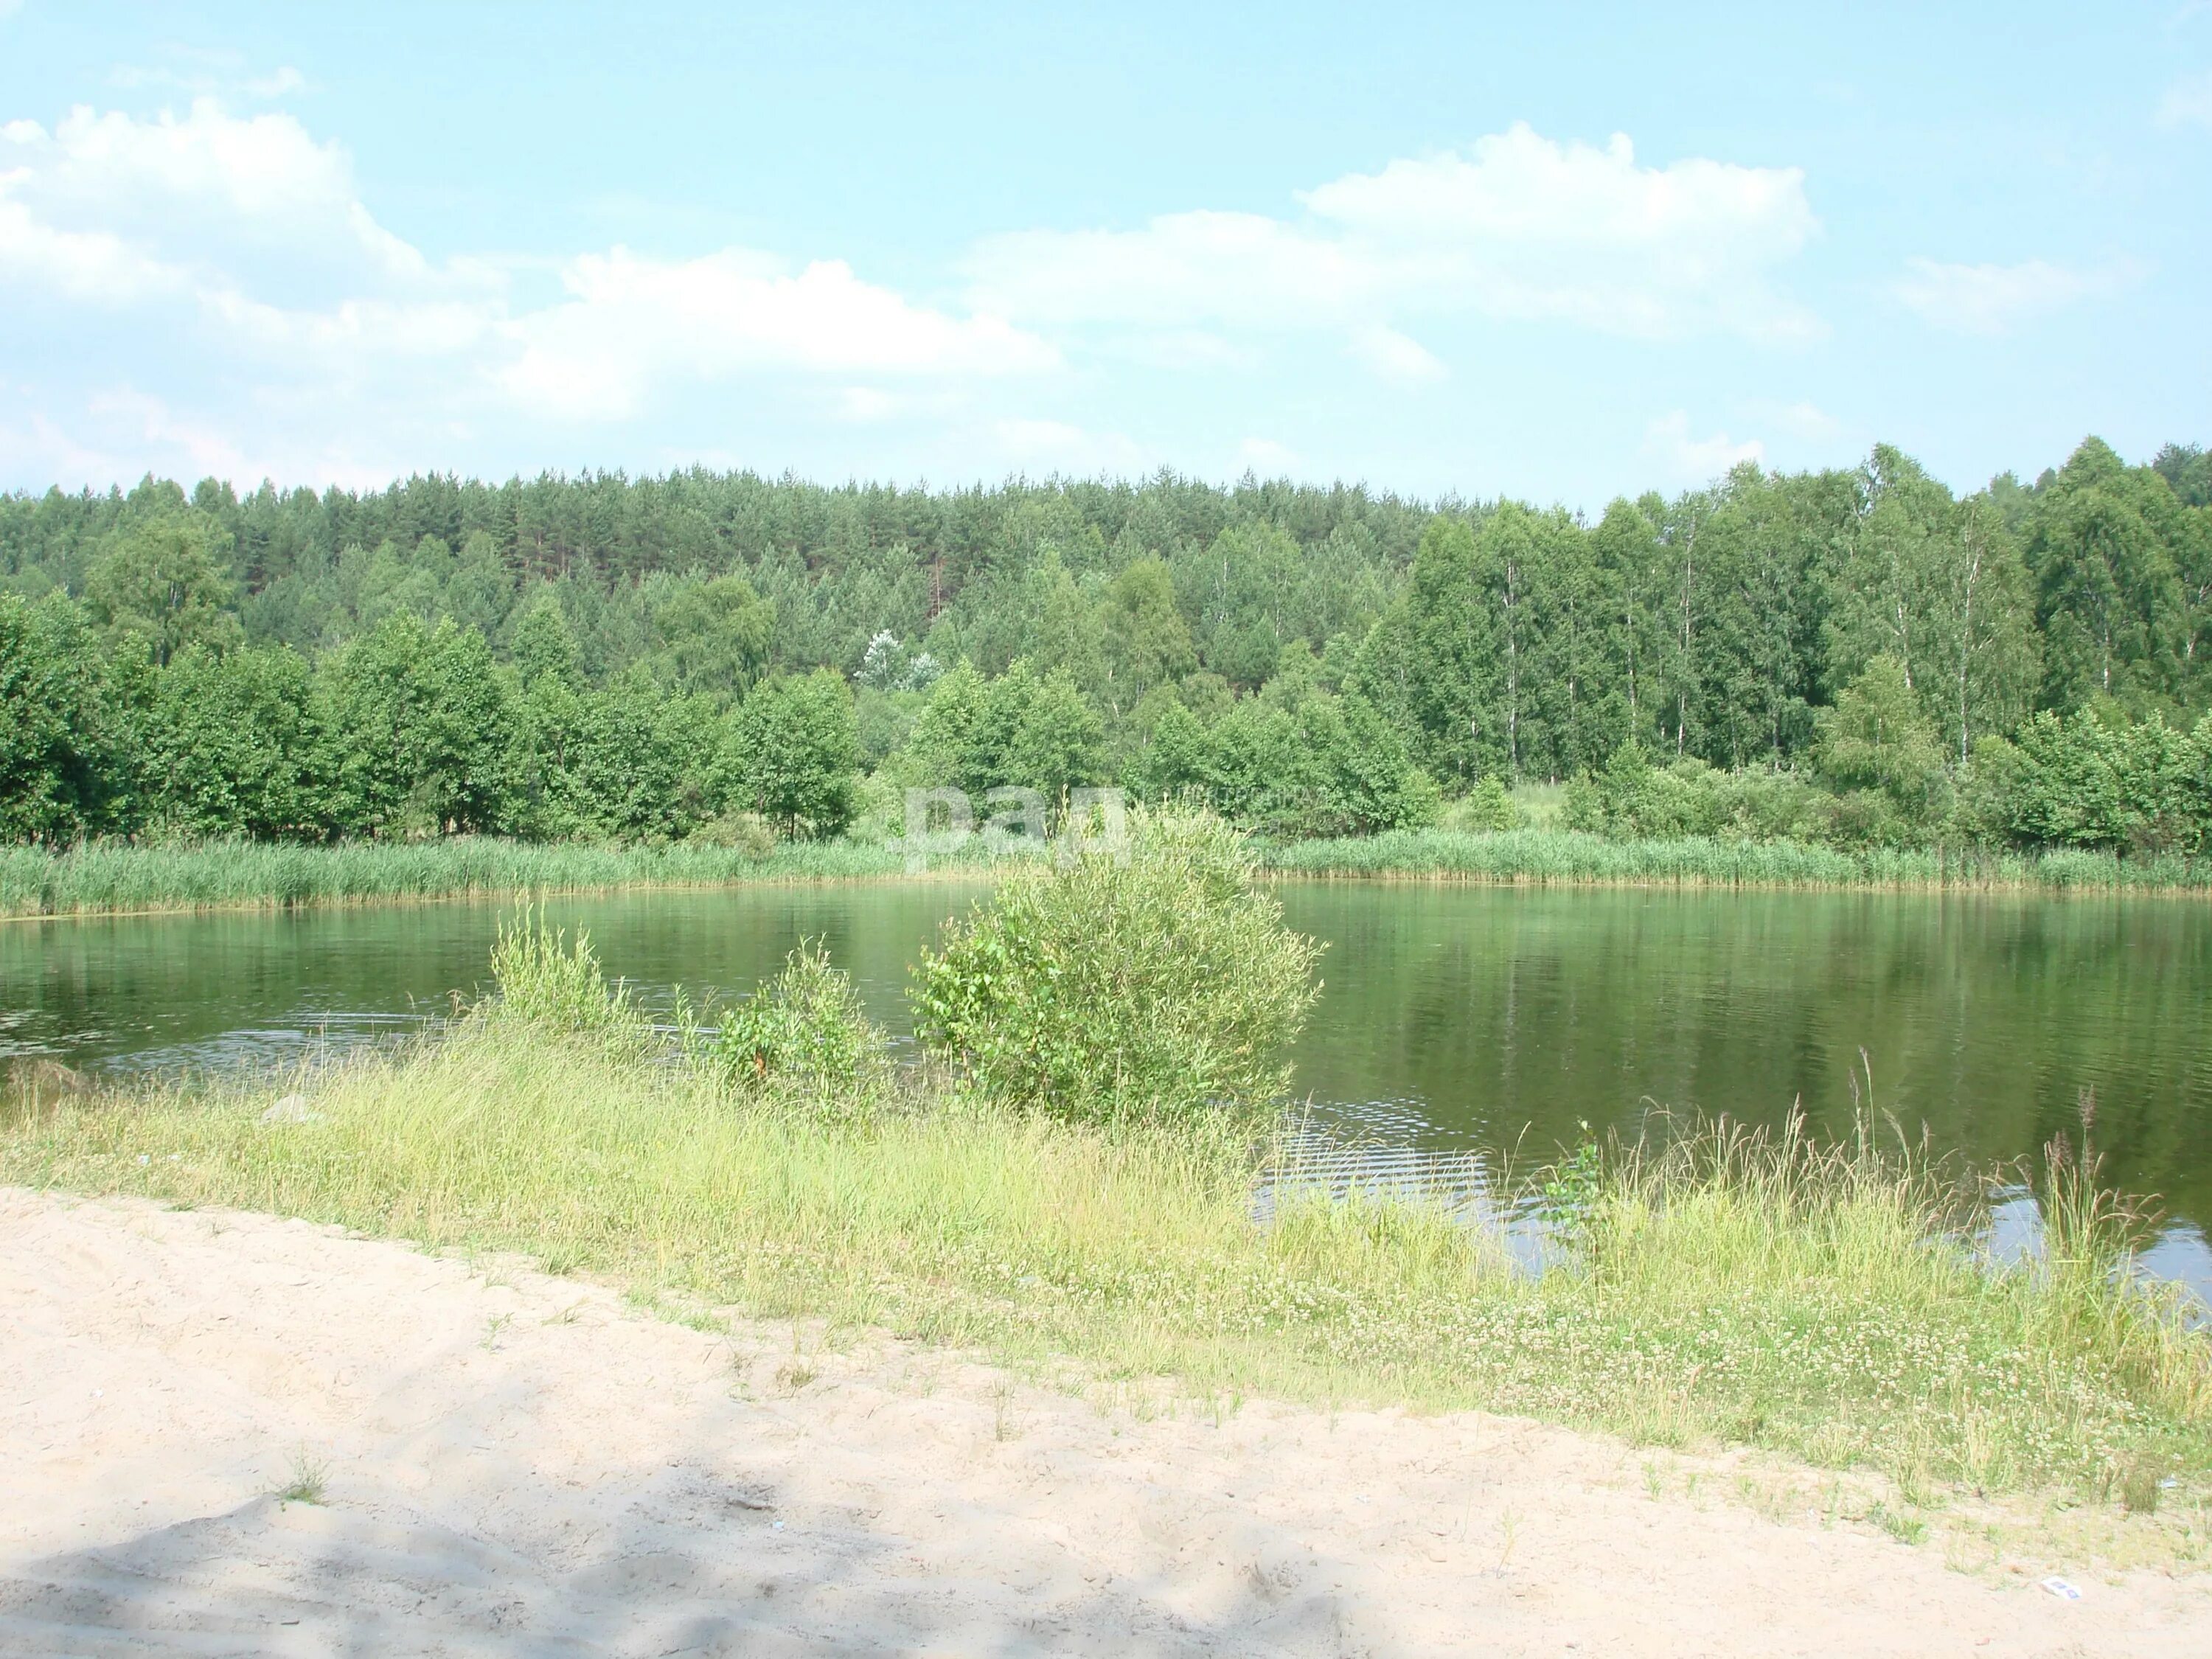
[0,1,2207,508]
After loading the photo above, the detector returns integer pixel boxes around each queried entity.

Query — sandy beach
[1,1185,2203,1657]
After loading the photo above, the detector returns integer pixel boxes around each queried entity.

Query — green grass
[0,834,1041,919]
[7,827,2207,918]
[7,1023,2207,1510]
[1261,828,2212,891]
[271,1450,327,1506]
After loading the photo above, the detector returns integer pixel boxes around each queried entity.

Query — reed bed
[1262,828,2212,891]
[5,830,2207,918]
[0,835,1040,919]
[7,1029,2205,1507]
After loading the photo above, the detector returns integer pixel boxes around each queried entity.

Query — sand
[1,1186,2204,1657]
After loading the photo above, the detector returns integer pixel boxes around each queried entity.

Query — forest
[2,435,2208,856]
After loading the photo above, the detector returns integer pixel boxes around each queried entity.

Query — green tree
[1026,549,1109,706]
[320,613,431,835]
[1173,521,1295,689]
[1102,557,1196,712]
[0,592,128,841]
[995,664,1105,803]
[321,615,519,835]
[508,590,583,689]
[1816,656,1944,807]
[905,659,987,790]
[1590,498,1670,754]
[731,668,859,836]
[1827,449,2038,761]
[557,673,717,842]
[414,622,522,834]
[2025,439,2188,713]
[1354,513,1494,782]
[144,642,333,839]
[83,513,243,667]
[647,572,775,701]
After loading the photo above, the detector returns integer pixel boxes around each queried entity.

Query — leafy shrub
[1705,767,1829,843]
[1815,656,1944,808]
[486,907,648,1052]
[911,807,1321,1121]
[1442,775,1521,832]
[1570,743,1726,838]
[715,938,891,1107]
[688,809,777,859]
[1996,709,2212,855]
[1136,689,1437,838]
[1822,786,1916,850]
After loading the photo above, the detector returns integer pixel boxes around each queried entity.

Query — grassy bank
[0,835,1043,919]
[1265,827,2212,891]
[6,1021,2207,1515]
[7,828,2210,918]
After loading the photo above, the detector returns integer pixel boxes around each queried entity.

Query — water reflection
[4,883,2210,1274]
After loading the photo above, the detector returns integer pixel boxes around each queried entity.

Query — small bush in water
[487,907,648,1051]
[911,808,1321,1121]
[717,938,890,1106]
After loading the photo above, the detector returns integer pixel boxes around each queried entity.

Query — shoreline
[5,830,2208,922]
[9,1018,2207,1517]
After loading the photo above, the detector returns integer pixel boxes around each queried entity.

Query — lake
[5,881,2210,1278]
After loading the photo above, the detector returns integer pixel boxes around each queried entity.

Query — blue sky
[0,1,2206,507]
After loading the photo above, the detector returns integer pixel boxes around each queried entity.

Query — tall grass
[0,834,1038,919]
[1263,827,2212,891]
[5,1028,2205,1503]
[5,829,2205,917]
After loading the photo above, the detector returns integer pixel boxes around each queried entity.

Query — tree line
[2,436,2208,852]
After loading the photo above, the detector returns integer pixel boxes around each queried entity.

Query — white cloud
[1891,256,2139,335]
[990,417,1147,474]
[111,58,309,100]
[1113,328,1257,371]
[0,100,1060,447]
[967,123,1821,349]
[0,192,188,302]
[0,100,423,285]
[1770,400,1840,440]
[970,209,1368,331]
[501,248,1056,420]
[1346,324,1446,386]
[86,386,256,478]
[836,386,902,423]
[1645,411,1763,483]
[1237,437,1299,473]
[2157,68,2212,129]
[1,386,398,490]
[0,102,1829,491]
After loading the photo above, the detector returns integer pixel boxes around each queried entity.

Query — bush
[714,939,891,1108]
[485,907,650,1054]
[2002,709,2211,855]
[1706,767,1829,843]
[688,810,777,859]
[911,808,1321,1121]
[1443,775,1522,832]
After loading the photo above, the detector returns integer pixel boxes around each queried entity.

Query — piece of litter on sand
[771,1520,785,1531]
[2040,1577,2082,1601]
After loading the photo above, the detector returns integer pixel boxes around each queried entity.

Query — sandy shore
[1,1187,2204,1656]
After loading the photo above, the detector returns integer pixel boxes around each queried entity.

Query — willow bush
[912,809,1321,1121]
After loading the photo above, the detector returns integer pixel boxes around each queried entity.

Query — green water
[4,883,2210,1231]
